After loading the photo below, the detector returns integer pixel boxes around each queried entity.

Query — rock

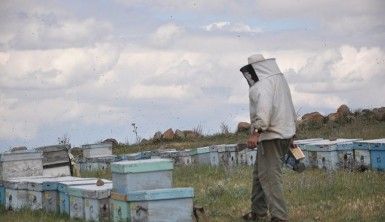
[102,138,118,146]
[175,129,185,139]
[153,131,162,140]
[301,112,325,127]
[336,104,351,117]
[162,128,175,140]
[184,130,201,139]
[141,138,148,144]
[327,113,339,122]
[96,178,105,186]
[237,122,251,133]
[373,107,385,121]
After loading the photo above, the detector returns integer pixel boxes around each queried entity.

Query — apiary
[110,187,194,222]
[82,143,113,158]
[209,145,220,166]
[57,178,110,215]
[191,146,210,165]
[68,182,112,221]
[0,149,43,180]
[111,159,173,194]
[35,145,71,177]
[177,149,193,165]
[369,138,385,171]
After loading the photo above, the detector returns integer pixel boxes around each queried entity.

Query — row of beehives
[0,158,195,222]
[295,138,385,171]
[78,144,259,173]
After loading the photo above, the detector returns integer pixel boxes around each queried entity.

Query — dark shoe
[242,212,268,221]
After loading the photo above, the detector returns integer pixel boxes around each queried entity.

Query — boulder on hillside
[175,129,185,139]
[237,122,251,133]
[301,112,325,127]
[373,107,385,121]
[327,113,339,122]
[153,131,162,141]
[336,104,351,117]
[102,138,118,146]
[162,128,175,140]
[183,130,201,139]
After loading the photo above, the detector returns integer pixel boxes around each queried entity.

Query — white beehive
[177,149,193,165]
[111,159,173,195]
[82,143,113,158]
[68,183,112,221]
[209,145,220,166]
[0,149,43,180]
[246,149,257,166]
[191,147,211,165]
[35,144,71,177]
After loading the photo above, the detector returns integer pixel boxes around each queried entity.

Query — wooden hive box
[335,139,361,169]
[57,178,110,215]
[177,150,193,165]
[224,144,237,167]
[35,144,71,177]
[369,139,385,171]
[111,159,173,195]
[4,176,48,211]
[0,180,5,207]
[82,143,113,159]
[236,144,248,165]
[294,138,324,167]
[353,140,375,168]
[191,147,210,165]
[0,150,43,180]
[27,176,87,212]
[68,182,113,221]
[209,145,220,166]
[110,187,194,222]
[246,149,257,166]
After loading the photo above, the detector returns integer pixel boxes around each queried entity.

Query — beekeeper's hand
[247,132,259,148]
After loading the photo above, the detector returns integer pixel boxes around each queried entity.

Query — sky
[0,0,384,150]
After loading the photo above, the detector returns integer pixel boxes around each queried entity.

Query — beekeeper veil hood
[240,54,283,87]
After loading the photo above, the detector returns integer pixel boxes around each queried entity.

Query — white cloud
[203,21,262,33]
[150,23,184,47]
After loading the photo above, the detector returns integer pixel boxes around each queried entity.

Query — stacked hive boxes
[110,159,194,222]
[35,144,71,177]
[79,143,117,172]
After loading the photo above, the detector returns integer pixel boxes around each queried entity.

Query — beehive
[335,139,360,169]
[305,140,339,170]
[177,150,193,165]
[191,147,210,165]
[0,150,43,180]
[0,180,5,206]
[246,149,257,166]
[82,143,113,158]
[68,183,112,221]
[209,145,220,166]
[110,188,194,222]
[237,144,248,165]
[111,159,173,195]
[294,138,323,167]
[369,139,385,171]
[35,145,71,177]
[57,178,110,215]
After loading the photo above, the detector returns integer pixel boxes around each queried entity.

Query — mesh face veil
[240,64,259,87]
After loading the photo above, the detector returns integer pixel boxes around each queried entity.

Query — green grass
[1,166,385,221]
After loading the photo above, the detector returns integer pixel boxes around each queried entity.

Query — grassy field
[2,166,385,222]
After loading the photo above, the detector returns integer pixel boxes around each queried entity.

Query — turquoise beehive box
[111,159,173,194]
[110,187,194,222]
[57,178,109,215]
[191,147,210,165]
[0,180,5,206]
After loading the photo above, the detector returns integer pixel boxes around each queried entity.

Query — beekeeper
[240,54,296,222]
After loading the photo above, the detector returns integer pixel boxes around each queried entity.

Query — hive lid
[67,183,113,199]
[57,178,109,193]
[111,187,194,202]
[111,159,173,174]
[0,150,43,162]
[42,176,89,191]
[35,144,70,152]
[81,143,112,150]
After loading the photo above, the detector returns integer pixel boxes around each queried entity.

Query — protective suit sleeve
[249,84,274,133]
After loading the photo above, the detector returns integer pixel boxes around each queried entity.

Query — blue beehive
[353,140,375,169]
[370,139,385,171]
[0,180,5,206]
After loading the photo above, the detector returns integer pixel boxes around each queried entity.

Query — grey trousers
[251,139,290,220]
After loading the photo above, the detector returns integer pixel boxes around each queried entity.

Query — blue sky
[1,0,385,151]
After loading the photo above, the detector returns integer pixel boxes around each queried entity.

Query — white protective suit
[248,58,297,141]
